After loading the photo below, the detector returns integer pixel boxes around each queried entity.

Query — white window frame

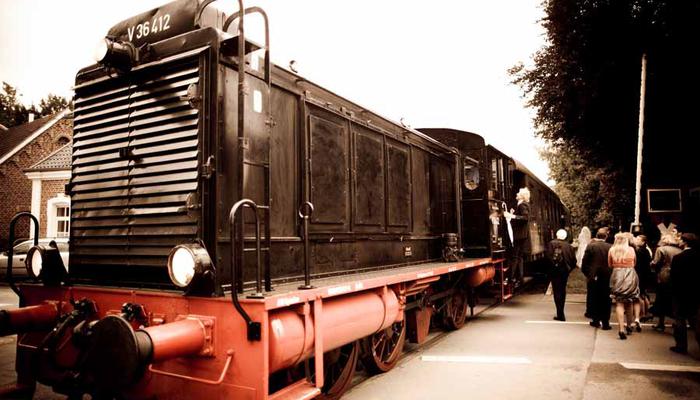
[47,194,71,238]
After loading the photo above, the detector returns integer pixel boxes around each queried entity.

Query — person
[546,229,576,321]
[576,226,592,268]
[583,227,612,330]
[650,234,682,332]
[576,226,592,316]
[633,235,653,322]
[609,232,640,340]
[505,187,530,286]
[669,233,700,354]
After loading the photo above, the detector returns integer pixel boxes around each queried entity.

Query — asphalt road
[2,283,700,400]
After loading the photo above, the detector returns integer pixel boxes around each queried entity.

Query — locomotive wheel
[443,290,468,330]
[360,318,406,374]
[307,341,360,400]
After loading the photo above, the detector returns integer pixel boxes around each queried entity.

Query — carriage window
[490,159,498,192]
[498,158,505,195]
[464,162,479,190]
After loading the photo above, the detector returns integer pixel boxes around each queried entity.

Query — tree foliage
[39,94,72,116]
[0,82,72,127]
[511,0,700,228]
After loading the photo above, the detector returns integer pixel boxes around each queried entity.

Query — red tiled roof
[0,114,55,161]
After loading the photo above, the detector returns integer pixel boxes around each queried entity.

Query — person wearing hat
[546,229,577,321]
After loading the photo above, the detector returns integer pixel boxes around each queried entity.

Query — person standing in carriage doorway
[547,229,576,321]
[505,187,530,287]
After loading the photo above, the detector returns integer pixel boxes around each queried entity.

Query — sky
[0,0,551,184]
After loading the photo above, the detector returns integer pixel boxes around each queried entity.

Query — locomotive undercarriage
[1,259,495,399]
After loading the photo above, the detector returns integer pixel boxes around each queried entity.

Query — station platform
[344,283,700,400]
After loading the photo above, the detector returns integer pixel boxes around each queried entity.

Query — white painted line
[525,321,672,327]
[421,355,532,364]
[621,362,700,373]
[525,320,590,325]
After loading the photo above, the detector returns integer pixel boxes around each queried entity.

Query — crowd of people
[546,225,700,354]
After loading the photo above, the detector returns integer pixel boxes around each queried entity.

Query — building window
[47,193,71,238]
[56,205,70,237]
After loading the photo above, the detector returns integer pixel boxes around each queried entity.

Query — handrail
[297,202,314,290]
[228,198,262,341]
[223,3,275,293]
[6,212,39,306]
[223,7,271,86]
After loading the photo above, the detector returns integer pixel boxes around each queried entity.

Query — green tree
[0,82,28,127]
[511,0,700,228]
[0,83,72,127]
[39,94,73,116]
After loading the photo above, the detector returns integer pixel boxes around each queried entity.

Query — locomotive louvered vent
[70,57,201,287]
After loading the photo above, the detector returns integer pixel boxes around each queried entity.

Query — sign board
[647,188,682,213]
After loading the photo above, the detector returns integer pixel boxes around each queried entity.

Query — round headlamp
[26,243,66,285]
[167,244,214,291]
[94,37,139,72]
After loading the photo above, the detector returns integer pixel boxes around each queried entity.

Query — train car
[419,129,569,287]
[0,1,563,399]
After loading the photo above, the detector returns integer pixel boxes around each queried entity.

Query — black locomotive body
[69,1,459,292]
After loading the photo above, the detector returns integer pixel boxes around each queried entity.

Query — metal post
[633,53,647,233]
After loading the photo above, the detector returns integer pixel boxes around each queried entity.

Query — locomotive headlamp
[94,37,139,72]
[167,243,214,290]
[25,242,67,285]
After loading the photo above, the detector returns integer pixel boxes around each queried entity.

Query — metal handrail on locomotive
[0,0,568,399]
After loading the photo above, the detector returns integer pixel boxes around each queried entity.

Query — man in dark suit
[670,233,699,354]
[547,229,577,321]
[506,187,530,286]
[583,227,613,330]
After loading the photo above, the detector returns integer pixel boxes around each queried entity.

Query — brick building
[0,109,72,250]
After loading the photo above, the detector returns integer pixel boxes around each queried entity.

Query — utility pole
[632,53,647,235]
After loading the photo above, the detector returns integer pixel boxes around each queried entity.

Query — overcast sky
[0,0,551,184]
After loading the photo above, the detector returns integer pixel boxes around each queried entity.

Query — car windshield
[10,240,69,255]
[12,241,33,254]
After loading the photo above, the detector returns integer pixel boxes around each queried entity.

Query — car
[0,238,69,279]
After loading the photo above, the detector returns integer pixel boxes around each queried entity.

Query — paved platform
[345,286,700,400]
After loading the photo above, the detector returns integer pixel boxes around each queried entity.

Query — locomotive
[0,1,567,399]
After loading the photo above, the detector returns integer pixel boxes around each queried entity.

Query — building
[0,109,72,250]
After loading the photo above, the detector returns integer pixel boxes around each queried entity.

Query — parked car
[0,238,69,279]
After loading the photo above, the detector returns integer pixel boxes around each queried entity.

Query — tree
[39,94,72,116]
[0,83,72,127]
[0,82,28,127]
[541,143,631,231]
[511,0,700,228]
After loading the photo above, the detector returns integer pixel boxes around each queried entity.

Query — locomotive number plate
[128,14,171,42]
